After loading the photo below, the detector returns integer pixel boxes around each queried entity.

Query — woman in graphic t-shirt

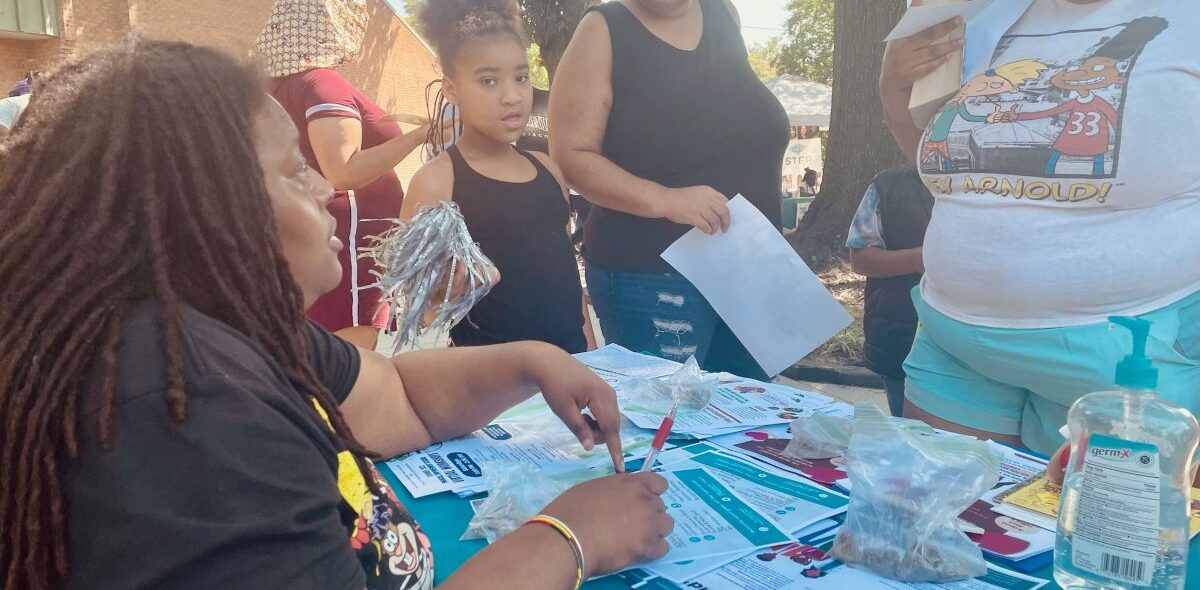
[257,0,442,349]
[880,1,1200,461]
[0,39,674,590]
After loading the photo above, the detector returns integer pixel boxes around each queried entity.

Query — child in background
[403,0,595,353]
[846,165,934,416]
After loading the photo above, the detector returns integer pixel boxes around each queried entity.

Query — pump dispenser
[1054,317,1200,590]
[1110,316,1157,391]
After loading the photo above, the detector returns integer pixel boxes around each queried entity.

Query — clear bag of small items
[829,405,1000,582]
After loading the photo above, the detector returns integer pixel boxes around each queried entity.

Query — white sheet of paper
[655,450,848,533]
[885,1,992,42]
[891,0,1036,84]
[574,344,682,379]
[639,468,793,571]
[660,196,851,377]
[383,417,651,498]
[962,0,1035,84]
[647,518,840,584]
[620,374,835,438]
[962,442,1056,561]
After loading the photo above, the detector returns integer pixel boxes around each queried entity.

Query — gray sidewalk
[774,376,887,412]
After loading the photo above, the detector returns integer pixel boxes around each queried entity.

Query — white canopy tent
[765,74,832,129]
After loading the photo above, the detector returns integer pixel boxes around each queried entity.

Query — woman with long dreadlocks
[0,39,672,590]
[256,0,448,349]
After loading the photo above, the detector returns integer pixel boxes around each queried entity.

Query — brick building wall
[0,0,440,183]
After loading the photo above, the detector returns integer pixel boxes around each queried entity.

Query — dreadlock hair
[0,37,379,590]
[417,0,526,155]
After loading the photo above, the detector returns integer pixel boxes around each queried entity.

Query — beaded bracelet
[524,515,585,590]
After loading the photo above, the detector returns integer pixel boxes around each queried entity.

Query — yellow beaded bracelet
[524,515,585,590]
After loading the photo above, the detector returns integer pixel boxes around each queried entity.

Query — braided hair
[0,38,377,590]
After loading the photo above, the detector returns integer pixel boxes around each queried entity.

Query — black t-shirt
[515,88,550,154]
[62,301,434,590]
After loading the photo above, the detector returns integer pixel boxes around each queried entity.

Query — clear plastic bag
[783,412,855,459]
[461,463,568,543]
[829,404,1001,582]
[783,412,939,460]
[620,356,716,414]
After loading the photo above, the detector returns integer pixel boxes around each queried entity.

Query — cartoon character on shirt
[1002,17,1167,176]
[381,521,434,590]
[314,399,435,590]
[351,498,393,551]
[351,494,433,589]
[920,60,1047,172]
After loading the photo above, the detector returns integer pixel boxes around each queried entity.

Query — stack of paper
[700,420,1060,569]
[383,403,654,498]
[614,523,1049,590]
[618,373,837,439]
[639,468,793,569]
[706,415,854,490]
[575,344,682,384]
[960,443,1058,569]
[992,476,1063,532]
[642,519,840,585]
[679,524,1050,590]
[655,449,849,533]
[638,450,849,584]
[994,475,1200,542]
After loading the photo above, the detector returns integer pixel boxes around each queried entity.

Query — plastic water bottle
[1054,317,1200,590]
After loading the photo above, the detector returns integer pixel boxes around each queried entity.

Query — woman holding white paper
[881,2,1200,458]
[551,0,789,381]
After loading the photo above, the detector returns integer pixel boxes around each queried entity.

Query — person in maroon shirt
[257,0,438,348]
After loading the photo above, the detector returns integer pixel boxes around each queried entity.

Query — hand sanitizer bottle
[1054,317,1200,590]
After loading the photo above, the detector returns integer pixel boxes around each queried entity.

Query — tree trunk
[789,0,908,272]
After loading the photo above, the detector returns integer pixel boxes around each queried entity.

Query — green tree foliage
[527,44,551,90]
[774,0,834,85]
[397,0,421,29]
[747,38,781,82]
[519,0,599,83]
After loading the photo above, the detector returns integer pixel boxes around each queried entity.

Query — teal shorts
[903,288,1200,456]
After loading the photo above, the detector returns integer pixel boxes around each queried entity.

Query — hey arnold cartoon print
[919,17,1168,186]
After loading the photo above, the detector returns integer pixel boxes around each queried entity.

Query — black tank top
[584,0,790,273]
[447,145,587,353]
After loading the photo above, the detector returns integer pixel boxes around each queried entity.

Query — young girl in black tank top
[400,6,593,353]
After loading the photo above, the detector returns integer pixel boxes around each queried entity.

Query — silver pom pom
[360,202,498,353]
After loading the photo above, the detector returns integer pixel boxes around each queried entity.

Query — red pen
[639,401,679,473]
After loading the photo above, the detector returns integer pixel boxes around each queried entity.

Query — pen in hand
[639,401,679,473]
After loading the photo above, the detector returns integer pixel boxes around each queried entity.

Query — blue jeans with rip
[585,263,769,381]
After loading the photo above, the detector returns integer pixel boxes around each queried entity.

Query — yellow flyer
[1191,488,1200,538]
[995,476,1200,538]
